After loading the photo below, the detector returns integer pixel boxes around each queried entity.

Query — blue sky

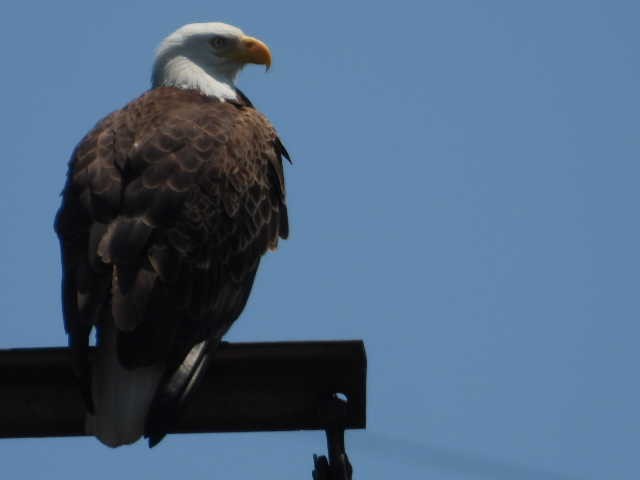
[1,1,639,478]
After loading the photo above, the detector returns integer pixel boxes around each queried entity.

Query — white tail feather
[85,316,164,447]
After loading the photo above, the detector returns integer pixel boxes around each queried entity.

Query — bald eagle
[54,23,289,447]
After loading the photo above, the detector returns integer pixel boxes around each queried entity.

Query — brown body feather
[55,86,289,446]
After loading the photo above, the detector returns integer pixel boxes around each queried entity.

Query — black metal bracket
[0,341,366,438]
[312,394,353,480]
[0,341,366,477]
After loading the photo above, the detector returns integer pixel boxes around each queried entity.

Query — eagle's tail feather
[85,314,164,447]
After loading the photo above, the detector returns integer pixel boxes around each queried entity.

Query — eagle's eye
[209,36,228,49]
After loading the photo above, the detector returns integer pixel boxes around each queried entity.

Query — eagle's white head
[152,22,272,101]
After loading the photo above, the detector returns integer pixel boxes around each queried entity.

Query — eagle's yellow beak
[231,35,272,70]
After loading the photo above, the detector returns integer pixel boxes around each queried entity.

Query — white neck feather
[152,55,239,101]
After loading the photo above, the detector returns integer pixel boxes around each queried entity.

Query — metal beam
[0,340,366,439]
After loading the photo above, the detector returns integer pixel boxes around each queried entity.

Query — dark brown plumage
[55,86,289,446]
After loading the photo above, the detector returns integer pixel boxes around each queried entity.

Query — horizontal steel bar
[0,340,366,439]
